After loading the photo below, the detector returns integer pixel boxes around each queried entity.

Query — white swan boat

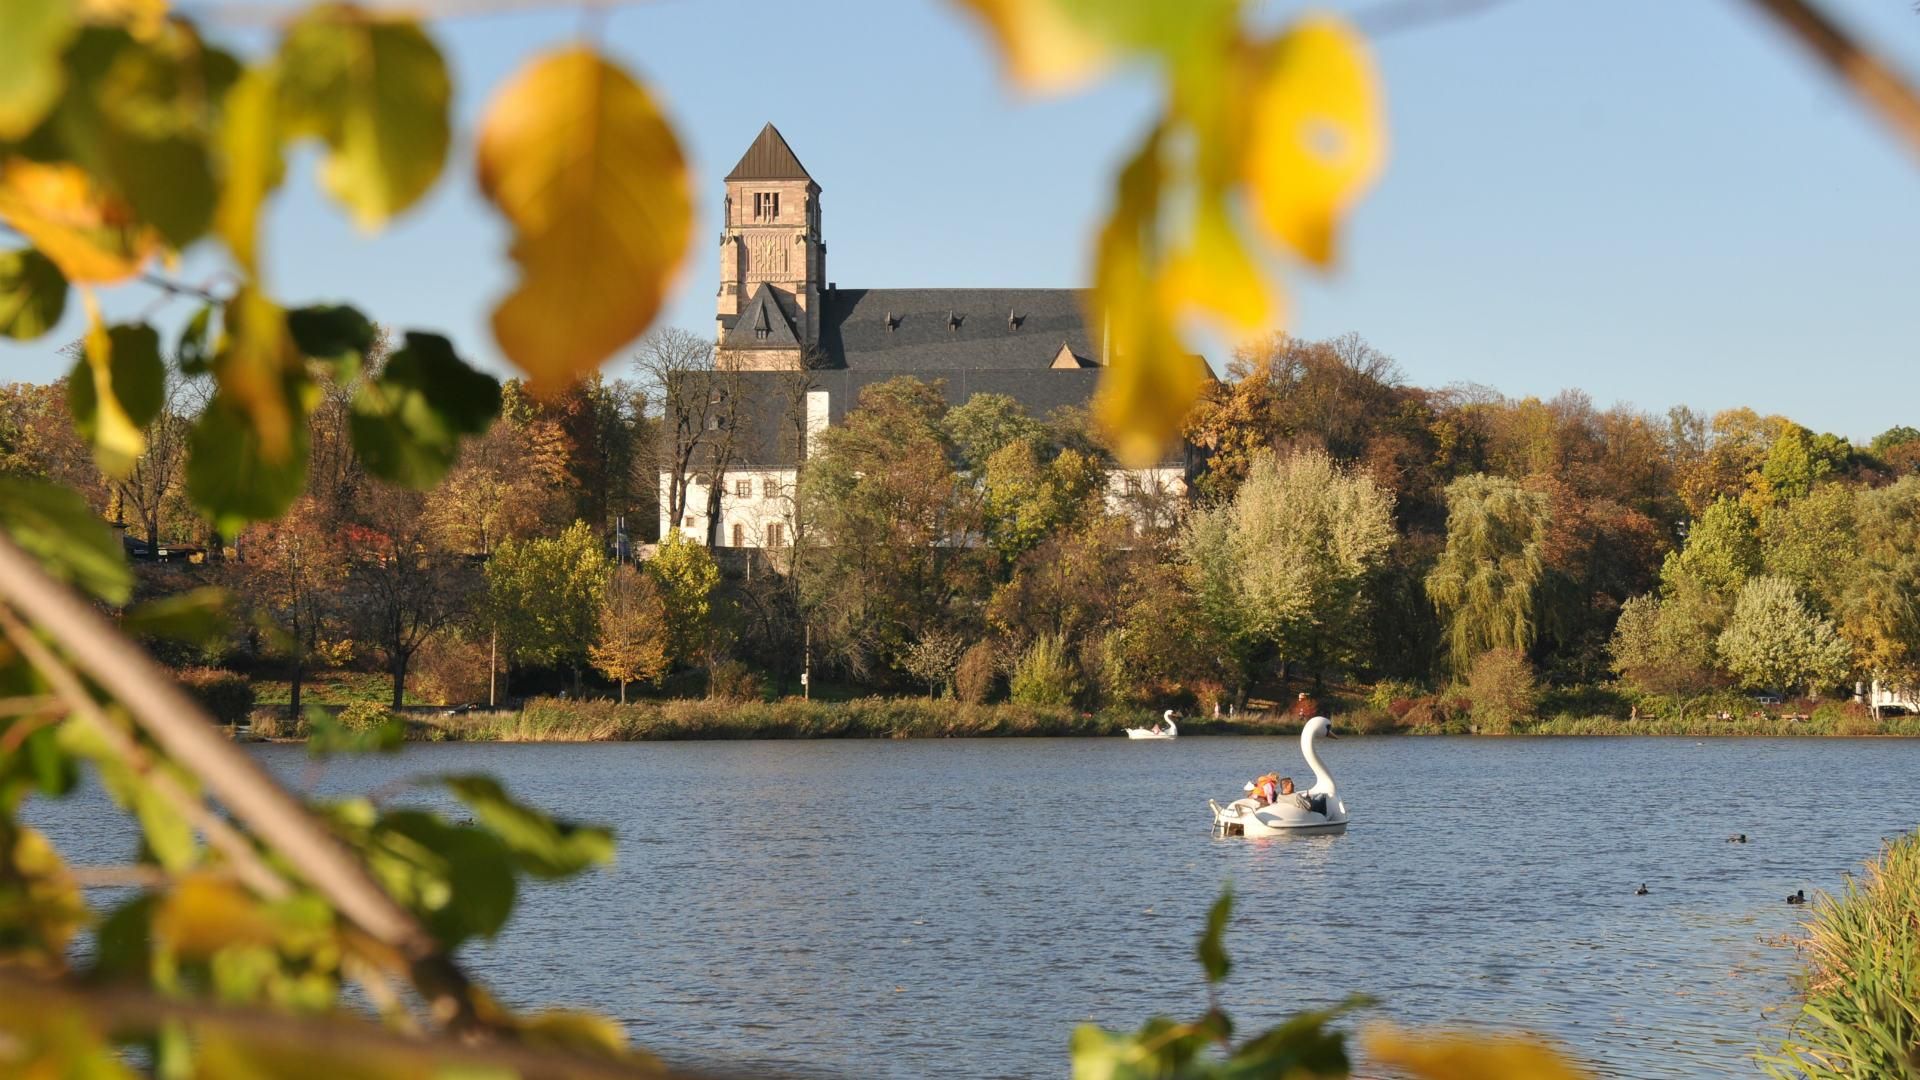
[1209,716,1348,835]
[1125,711,1179,740]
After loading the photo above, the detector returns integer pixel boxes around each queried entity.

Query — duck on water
[1210,717,1348,836]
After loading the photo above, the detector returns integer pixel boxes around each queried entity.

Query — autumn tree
[1841,476,1920,709]
[424,396,570,555]
[589,564,669,703]
[486,522,609,693]
[1184,448,1395,694]
[945,392,1046,474]
[1609,593,1722,712]
[980,439,1105,564]
[237,496,344,712]
[1716,576,1851,697]
[111,373,200,554]
[648,528,719,671]
[634,327,742,544]
[346,486,476,709]
[1425,474,1550,676]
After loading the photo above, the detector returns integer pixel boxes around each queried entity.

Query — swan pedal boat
[1125,711,1178,740]
[1210,716,1348,836]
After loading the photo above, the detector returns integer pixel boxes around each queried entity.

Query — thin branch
[68,865,173,890]
[176,0,656,28]
[1741,0,1920,162]
[0,532,488,1032]
[139,272,225,305]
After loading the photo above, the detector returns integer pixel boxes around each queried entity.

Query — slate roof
[720,283,800,351]
[818,287,1097,372]
[725,123,813,182]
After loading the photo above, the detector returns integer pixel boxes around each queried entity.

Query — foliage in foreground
[1072,889,1594,1080]
[1765,829,1920,1080]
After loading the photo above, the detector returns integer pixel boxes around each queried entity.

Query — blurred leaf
[187,391,311,537]
[47,25,234,249]
[1197,887,1232,983]
[350,331,500,488]
[1364,1027,1593,1080]
[1244,16,1384,268]
[90,893,158,979]
[1,824,84,972]
[1090,129,1203,468]
[0,160,158,283]
[443,774,614,879]
[0,475,131,603]
[211,287,307,465]
[176,300,216,375]
[155,875,281,958]
[122,587,232,645]
[362,810,516,949]
[24,725,78,798]
[133,767,198,872]
[514,1010,635,1060]
[277,4,450,228]
[0,0,76,139]
[286,303,374,380]
[950,0,1111,93]
[305,707,404,758]
[1225,996,1371,1077]
[214,64,285,274]
[1158,197,1271,334]
[69,316,164,477]
[477,47,691,394]
[0,247,68,340]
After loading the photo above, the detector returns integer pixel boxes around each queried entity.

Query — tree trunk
[390,654,408,710]
[290,654,303,713]
[146,520,159,556]
[619,679,627,705]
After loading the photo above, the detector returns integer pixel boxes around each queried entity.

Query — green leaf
[90,893,158,980]
[350,331,500,489]
[286,303,374,380]
[121,587,232,646]
[1198,887,1233,984]
[176,301,216,375]
[443,774,615,879]
[213,64,284,274]
[0,476,131,604]
[277,5,451,228]
[306,706,405,757]
[69,319,164,477]
[24,724,77,798]
[0,0,76,139]
[186,392,311,537]
[0,247,68,340]
[368,810,516,949]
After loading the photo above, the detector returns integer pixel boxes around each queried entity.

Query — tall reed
[1764,829,1920,1079]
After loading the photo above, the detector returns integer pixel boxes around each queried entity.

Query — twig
[68,865,173,890]
[0,532,488,1033]
[1741,0,1920,163]
[175,0,655,28]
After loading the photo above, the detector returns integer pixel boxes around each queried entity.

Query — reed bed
[1764,829,1920,1079]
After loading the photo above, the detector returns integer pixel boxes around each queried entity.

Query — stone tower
[716,123,823,370]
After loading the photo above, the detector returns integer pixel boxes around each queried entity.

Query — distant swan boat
[1209,717,1348,835]
[1126,711,1178,740]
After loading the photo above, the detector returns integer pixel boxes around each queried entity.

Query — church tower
[716,123,823,370]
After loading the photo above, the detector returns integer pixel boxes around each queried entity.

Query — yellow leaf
[214,288,304,461]
[1158,195,1275,333]
[70,297,164,477]
[0,160,159,283]
[154,874,281,958]
[1365,1027,1595,1080]
[1244,15,1385,268]
[214,65,284,274]
[79,0,172,40]
[5,824,84,972]
[477,47,691,395]
[949,0,1111,93]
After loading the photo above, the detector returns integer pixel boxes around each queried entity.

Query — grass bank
[1514,712,1920,737]
[1764,828,1920,1079]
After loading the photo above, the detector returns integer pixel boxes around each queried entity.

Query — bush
[1811,700,1877,737]
[338,701,396,732]
[177,668,255,727]
[1767,829,1920,1079]
[413,635,491,707]
[1009,634,1082,707]
[1366,679,1425,715]
[1086,631,1130,708]
[706,659,763,702]
[1463,649,1538,733]
[954,641,998,705]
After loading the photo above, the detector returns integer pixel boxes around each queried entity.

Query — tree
[346,486,475,709]
[1759,482,1857,616]
[1425,474,1550,676]
[1840,476,1920,711]
[1182,346,1281,504]
[424,398,571,555]
[1659,496,1760,629]
[1184,448,1395,694]
[1716,576,1851,697]
[236,496,343,713]
[1609,593,1722,711]
[901,629,968,699]
[945,392,1046,475]
[648,529,719,670]
[110,373,199,553]
[980,440,1104,563]
[486,522,609,692]
[589,565,669,703]
[796,377,986,679]
[633,328,741,545]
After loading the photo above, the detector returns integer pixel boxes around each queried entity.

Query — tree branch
[1741,0,1920,163]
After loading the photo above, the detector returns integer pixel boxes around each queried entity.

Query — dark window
[732,523,745,547]
[767,522,785,549]
[754,192,779,221]
[762,478,779,498]
[735,479,752,499]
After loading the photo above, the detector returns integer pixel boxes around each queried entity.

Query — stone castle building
[662,123,1193,550]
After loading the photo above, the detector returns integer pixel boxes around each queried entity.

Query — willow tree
[1183,448,1394,694]
[1425,474,1551,676]
[1841,476,1920,710]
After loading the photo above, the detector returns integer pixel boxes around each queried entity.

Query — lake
[28,736,1920,1078]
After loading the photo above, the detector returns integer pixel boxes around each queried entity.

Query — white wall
[659,468,799,549]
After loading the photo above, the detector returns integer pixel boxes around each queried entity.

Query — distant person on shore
[1292,692,1318,721]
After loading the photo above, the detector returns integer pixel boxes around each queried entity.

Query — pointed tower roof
[725,123,813,182]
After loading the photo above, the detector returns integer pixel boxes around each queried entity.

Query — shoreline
[242,697,1920,743]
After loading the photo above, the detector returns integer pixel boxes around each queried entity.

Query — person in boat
[1276,776,1312,811]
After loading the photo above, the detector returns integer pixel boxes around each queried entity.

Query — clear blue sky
[7,0,1917,442]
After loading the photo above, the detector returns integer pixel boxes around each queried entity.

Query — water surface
[31,736,1920,1078]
